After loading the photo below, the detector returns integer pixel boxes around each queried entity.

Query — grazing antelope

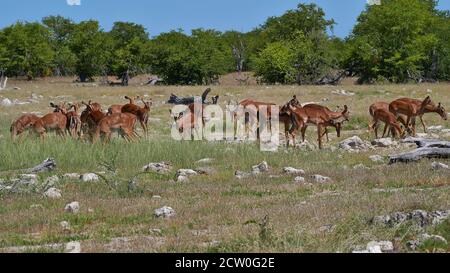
[389,96,432,136]
[108,96,140,116]
[10,114,41,142]
[281,103,348,149]
[393,98,447,133]
[235,99,277,138]
[32,103,68,140]
[301,104,350,142]
[370,108,405,139]
[368,102,410,137]
[92,113,138,144]
[121,97,152,137]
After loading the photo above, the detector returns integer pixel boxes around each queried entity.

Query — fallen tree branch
[401,137,450,149]
[389,147,450,164]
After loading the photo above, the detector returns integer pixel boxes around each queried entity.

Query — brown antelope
[92,113,138,144]
[10,114,41,142]
[389,96,432,136]
[394,98,447,133]
[301,104,350,142]
[108,96,140,116]
[65,103,81,138]
[281,103,347,149]
[121,97,152,137]
[370,108,405,139]
[235,99,277,138]
[32,103,68,140]
[80,101,107,140]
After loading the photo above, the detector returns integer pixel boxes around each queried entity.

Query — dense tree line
[0,1,448,84]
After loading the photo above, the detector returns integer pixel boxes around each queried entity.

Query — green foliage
[254,42,295,84]
[0,22,54,79]
[347,0,449,83]
[68,21,112,81]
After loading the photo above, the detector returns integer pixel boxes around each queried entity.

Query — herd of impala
[10,96,152,143]
[9,91,447,149]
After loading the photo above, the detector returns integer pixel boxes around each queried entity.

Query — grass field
[0,80,449,253]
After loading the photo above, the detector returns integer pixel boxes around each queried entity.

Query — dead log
[23,158,56,173]
[401,137,450,148]
[389,147,450,164]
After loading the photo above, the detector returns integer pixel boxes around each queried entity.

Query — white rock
[176,169,198,177]
[65,241,81,253]
[427,125,443,132]
[195,158,214,164]
[367,241,394,252]
[1,98,12,106]
[63,173,81,179]
[431,162,449,170]
[283,167,305,175]
[177,175,189,182]
[152,195,162,199]
[420,234,448,245]
[416,133,429,138]
[371,138,398,148]
[369,155,384,163]
[252,161,269,174]
[64,202,80,214]
[353,164,369,170]
[44,175,59,186]
[43,187,62,199]
[60,221,71,231]
[142,162,172,173]
[17,174,38,185]
[367,244,383,253]
[154,206,176,218]
[296,140,317,150]
[311,175,332,183]
[80,173,99,182]
[294,176,306,183]
[339,136,372,152]
[235,171,252,179]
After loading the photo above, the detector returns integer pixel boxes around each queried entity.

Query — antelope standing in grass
[80,101,107,140]
[92,113,138,144]
[389,96,432,136]
[108,96,140,116]
[65,103,82,138]
[281,102,349,149]
[121,97,152,138]
[10,114,41,142]
[370,108,405,139]
[32,103,68,140]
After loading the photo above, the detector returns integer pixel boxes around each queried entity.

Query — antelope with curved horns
[389,96,432,136]
[121,97,152,138]
[108,95,140,116]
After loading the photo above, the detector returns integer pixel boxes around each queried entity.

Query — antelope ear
[50,102,56,108]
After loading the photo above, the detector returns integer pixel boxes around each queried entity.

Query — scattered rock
[339,136,372,152]
[63,173,81,179]
[283,167,305,175]
[295,140,317,151]
[371,138,398,148]
[154,206,176,218]
[372,209,450,228]
[65,241,81,253]
[427,125,443,132]
[177,175,189,182]
[311,175,332,183]
[235,170,252,180]
[431,162,449,170]
[1,98,12,106]
[152,195,162,199]
[80,173,99,182]
[367,241,394,252]
[44,175,59,186]
[294,176,306,183]
[195,158,214,165]
[369,155,384,163]
[64,202,80,214]
[30,204,44,210]
[150,228,162,235]
[195,167,217,175]
[353,164,369,170]
[331,89,355,96]
[318,224,335,233]
[60,221,71,231]
[252,161,269,174]
[176,169,198,177]
[24,158,56,173]
[43,187,62,199]
[408,234,448,250]
[142,162,172,173]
